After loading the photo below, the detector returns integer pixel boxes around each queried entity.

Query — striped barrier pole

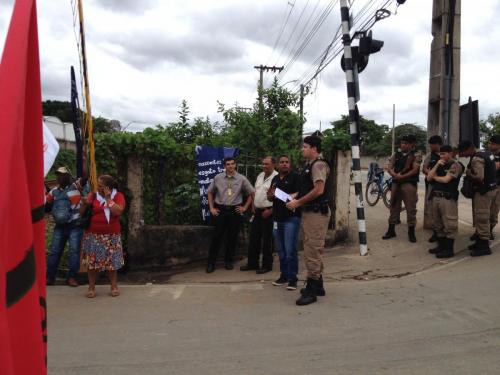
[339,0,368,256]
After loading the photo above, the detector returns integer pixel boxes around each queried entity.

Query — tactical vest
[428,152,440,170]
[394,151,419,184]
[494,152,500,185]
[468,151,497,194]
[297,157,332,207]
[433,161,462,198]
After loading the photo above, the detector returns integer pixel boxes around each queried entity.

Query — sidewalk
[165,187,490,285]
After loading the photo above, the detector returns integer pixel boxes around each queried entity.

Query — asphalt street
[48,246,500,375]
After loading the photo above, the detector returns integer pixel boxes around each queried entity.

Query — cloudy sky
[0,0,499,133]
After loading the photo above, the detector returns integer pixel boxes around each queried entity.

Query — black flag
[70,66,84,178]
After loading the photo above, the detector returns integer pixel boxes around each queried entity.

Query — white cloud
[0,0,498,137]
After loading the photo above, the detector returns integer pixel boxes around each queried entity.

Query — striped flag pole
[339,0,368,256]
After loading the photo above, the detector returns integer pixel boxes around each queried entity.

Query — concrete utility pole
[392,104,395,155]
[427,0,461,145]
[339,0,368,256]
[254,65,284,114]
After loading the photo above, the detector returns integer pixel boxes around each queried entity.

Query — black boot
[428,238,444,254]
[206,263,215,273]
[300,275,326,297]
[408,226,417,243]
[468,240,479,250]
[428,231,438,243]
[470,232,479,242]
[436,238,454,258]
[296,278,318,306]
[382,224,396,240]
[490,226,495,240]
[470,239,492,257]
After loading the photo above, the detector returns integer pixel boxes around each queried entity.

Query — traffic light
[341,31,384,73]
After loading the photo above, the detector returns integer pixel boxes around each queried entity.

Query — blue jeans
[46,222,83,280]
[273,216,301,282]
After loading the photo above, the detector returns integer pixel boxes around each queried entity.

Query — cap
[55,166,71,175]
[489,134,500,145]
[458,140,474,152]
[440,145,453,153]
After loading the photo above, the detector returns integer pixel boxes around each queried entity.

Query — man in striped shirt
[46,167,84,287]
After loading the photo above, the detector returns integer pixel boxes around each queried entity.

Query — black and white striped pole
[339,0,368,256]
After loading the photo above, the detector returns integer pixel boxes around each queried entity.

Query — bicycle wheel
[382,185,406,211]
[382,185,392,209]
[365,180,381,206]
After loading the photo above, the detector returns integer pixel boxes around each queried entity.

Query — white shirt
[253,170,278,208]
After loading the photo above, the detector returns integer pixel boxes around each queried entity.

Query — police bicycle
[365,162,405,210]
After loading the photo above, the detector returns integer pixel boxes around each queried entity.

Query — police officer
[383,134,421,243]
[286,135,331,306]
[487,135,500,239]
[458,140,497,256]
[426,145,463,258]
[422,135,443,240]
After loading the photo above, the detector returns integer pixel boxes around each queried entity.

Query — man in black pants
[240,156,277,274]
[207,157,254,273]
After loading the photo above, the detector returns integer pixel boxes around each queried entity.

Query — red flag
[0,0,47,374]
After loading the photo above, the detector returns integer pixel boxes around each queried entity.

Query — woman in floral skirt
[80,175,125,298]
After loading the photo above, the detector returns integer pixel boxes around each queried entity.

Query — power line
[273,0,312,67]
[265,1,296,66]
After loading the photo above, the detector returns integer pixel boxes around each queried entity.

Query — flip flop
[110,289,120,297]
[85,290,96,298]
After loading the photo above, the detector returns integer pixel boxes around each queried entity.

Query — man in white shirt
[240,156,278,274]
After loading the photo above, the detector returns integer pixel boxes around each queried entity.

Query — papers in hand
[274,187,292,203]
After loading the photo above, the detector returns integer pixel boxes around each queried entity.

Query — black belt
[215,204,240,210]
[255,207,272,212]
[432,191,453,199]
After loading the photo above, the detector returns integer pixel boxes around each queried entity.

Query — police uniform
[489,150,500,234]
[423,151,440,230]
[387,150,421,228]
[428,160,463,258]
[297,156,331,282]
[468,151,497,254]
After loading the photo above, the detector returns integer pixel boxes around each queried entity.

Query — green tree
[386,123,427,153]
[219,79,302,164]
[329,115,389,156]
[480,112,500,146]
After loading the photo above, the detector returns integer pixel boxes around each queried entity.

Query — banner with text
[195,146,239,221]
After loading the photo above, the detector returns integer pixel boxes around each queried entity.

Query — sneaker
[272,275,287,286]
[286,280,297,290]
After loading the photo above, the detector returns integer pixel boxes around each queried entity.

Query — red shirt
[86,192,126,234]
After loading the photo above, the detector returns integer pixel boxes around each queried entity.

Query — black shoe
[206,263,215,273]
[225,263,234,270]
[470,232,479,242]
[296,278,318,306]
[272,275,287,286]
[428,238,444,254]
[382,224,396,240]
[300,275,326,297]
[256,267,272,274]
[468,241,479,250]
[428,231,438,243]
[470,239,492,257]
[240,264,258,271]
[286,280,298,290]
[408,226,417,243]
[436,238,454,259]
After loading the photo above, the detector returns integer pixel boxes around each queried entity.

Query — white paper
[43,121,60,177]
[274,187,292,203]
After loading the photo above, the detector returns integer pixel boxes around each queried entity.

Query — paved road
[48,247,500,374]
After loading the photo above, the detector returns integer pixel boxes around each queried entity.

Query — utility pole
[254,65,284,114]
[392,104,396,155]
[427,0,461,145]
[299,83,305,133]
[339,0,368,256]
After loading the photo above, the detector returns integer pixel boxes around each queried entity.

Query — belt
[215,204,240,210]
[432,191,453,199]
[255,207,272,212]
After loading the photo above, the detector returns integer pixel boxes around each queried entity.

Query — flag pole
[77,0,97,191]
